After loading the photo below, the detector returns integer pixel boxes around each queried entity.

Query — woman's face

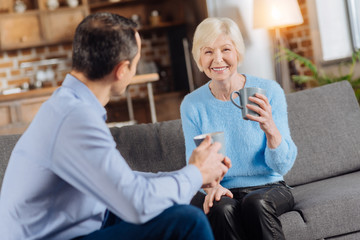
[199,34,239,82]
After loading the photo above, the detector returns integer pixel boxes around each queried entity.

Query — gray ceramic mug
[230,87,266,120]
[193,131,225,156]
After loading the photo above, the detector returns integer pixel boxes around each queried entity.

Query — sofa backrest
[1,81,360,191]
[0,134,21,192]
[112,81,360,188]
[110,119,186,173]
[284,81,360,186]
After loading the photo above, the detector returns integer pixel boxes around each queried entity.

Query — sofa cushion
[110,119,186,173]
[279,210,311,240]
[284,81,360,186]
[0,134,21,192]
[325,231,360,240]
[281,171,360,240]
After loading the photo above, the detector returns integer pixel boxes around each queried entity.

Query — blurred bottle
[149,10,161,26]
[14,0,26,13]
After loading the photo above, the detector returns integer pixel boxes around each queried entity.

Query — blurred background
[1,0,359,134]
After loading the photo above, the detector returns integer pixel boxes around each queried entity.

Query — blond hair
[192,17,245,72]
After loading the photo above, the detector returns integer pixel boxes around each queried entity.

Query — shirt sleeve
[264,83,298,175]
[51,106,202,224]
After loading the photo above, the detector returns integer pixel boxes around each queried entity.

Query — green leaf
[281,48,360,103]
[291,75,315,84]
[281,48,318,77]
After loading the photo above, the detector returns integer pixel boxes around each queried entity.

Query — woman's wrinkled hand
[203,184,233,214]
[246,93,282,148]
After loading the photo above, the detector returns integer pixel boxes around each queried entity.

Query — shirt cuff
[182,164,203,194]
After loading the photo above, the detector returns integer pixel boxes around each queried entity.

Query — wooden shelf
[0,86,57,135]
[138,21,184,32]
[89,0,143,10]
[89,0,165,10]
[0,0,89,50]
[0,87,58,102]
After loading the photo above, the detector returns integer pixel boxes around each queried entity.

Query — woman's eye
[205,51,212,54]
[223,48,231,52]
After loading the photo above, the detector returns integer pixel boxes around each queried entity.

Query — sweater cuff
[266,138,289,165]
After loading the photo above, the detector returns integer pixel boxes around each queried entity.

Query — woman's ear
[237,53,243,66]
[198,58,204,72]
[114,60,130,80]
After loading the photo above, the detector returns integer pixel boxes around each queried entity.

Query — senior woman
[180,17,297,240]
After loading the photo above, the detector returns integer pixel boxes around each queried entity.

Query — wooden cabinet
[0,12,44,50]
[89,0,185,30]
[0,0,89,50]
[89,0,190,94]
[43,7,87,43]
[0,87,57,135]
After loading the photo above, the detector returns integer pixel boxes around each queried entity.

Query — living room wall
[285,0,360,88]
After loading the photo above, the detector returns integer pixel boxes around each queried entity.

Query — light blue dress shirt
[0,74,202,240]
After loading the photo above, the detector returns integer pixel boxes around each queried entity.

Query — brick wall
[282,0,314,88]
[0,32,171,99]
[0,43,73,91]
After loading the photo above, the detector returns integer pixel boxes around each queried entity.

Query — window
[347,0,360,51]
[315,0,353,61]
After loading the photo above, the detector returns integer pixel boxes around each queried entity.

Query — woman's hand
[246,93,282,149]
[203,184,233,214]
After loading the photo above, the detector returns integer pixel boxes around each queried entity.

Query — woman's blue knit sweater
[180,75,297,189]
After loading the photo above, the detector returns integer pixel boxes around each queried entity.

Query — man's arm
[51,107,229,224]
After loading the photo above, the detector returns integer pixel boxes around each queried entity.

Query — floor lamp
[253,0,303,91]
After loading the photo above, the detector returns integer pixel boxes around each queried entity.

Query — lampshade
[253,0,304,29]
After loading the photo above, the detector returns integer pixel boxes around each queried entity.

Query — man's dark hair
[72,13,138,80]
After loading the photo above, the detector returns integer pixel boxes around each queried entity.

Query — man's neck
[70,70,112,106]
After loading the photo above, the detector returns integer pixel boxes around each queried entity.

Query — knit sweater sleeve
[180,93,203,164]
[264,83,297,175]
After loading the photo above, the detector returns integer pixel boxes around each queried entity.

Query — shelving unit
[88,0,145,10]
[0,0,192,127]
[0,0,89,50]
[87,0,191,124]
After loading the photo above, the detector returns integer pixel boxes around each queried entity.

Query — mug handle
[230,91,243,109]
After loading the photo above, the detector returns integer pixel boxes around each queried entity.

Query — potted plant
[279,48,360,102]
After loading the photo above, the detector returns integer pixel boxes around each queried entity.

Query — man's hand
[203,184,233,214]
[188,136,231,188]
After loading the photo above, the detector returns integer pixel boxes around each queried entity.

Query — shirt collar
[62,74,107,121]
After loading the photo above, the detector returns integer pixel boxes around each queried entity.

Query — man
[0,13,231,240]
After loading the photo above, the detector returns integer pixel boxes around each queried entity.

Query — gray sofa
[1,81,360,239]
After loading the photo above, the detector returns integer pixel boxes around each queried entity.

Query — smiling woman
[180,17,298,240]
[192,17,245,73]
[199,35,239,87]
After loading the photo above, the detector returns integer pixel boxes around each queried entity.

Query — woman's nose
[213,50,223,63]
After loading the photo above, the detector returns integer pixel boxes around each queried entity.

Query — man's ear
[114,60,130,80]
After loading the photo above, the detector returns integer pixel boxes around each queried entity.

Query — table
[107,73,159,127]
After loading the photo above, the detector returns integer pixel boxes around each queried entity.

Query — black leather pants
[204,181,294,240]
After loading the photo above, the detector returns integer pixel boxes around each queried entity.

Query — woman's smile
[211,66,229,73]
[200,34,238,81]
